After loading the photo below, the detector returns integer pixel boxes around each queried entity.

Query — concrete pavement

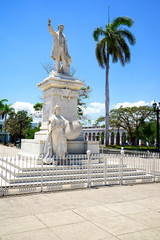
[1,183,160,239]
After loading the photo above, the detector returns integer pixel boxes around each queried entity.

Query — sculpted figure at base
[48,18,72,75]
[43,104,82,164]
[43,104,68,163]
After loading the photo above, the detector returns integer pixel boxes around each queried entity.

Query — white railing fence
[0,150,160,196]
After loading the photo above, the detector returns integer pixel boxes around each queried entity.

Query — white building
[82,126,128,145]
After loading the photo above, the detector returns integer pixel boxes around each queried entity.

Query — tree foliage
[93,116,105,127]
[0,100,14,145]
[6,110,33,145]
[109,106,155,145]
[77,84,91,120]
[33,103,43,111]
[137,119,157,145]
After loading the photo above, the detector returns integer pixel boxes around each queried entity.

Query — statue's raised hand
[48,18,51,26]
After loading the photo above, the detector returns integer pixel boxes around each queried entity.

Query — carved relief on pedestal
[43,88,78,102]
[43,102,50,122]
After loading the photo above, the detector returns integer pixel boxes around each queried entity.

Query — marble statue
[43,104,82,164]
[43,104,68,162]
[48,18,72,75]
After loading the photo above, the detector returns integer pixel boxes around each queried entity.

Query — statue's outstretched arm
[48,18,56,38]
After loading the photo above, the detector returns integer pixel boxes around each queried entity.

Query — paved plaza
[0,183,160,239]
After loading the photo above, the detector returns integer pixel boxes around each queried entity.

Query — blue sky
[1,0,160,121]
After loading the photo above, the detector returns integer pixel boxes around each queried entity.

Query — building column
[119,131,122,145]
[109,133,111,145]
[114,133,116,145]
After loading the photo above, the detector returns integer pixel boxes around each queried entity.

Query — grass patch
[100,145,157,152]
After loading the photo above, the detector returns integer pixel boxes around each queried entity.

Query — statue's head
[58,24,64,33]
[54,104,61,115]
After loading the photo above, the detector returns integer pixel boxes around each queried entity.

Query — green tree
[93,16,136,146]
[94,116,105,127]
[0,99,8,109]
[137,119,157,146]
[33,103,43,111]
[109,106,155,145]
[6,110,33,145]
[77,84,91,120]
[0,102,14,145]
[25,125,41,139]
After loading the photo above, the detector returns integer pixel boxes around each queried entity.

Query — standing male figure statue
[48,18,72,74]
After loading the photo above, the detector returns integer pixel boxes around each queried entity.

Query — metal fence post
[87,150,91,188]
[120,147,124,185]
[152,153,155,182]
[104,155,107,185]
[40,154,44,192]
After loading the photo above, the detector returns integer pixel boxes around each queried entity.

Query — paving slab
[0,215,46,236]
[51,220,112,240]
[127,210,160,228]
[73,205,120,220]
[117,229,160,240]
[93,215,148,236]
[103,201,149,215]
[1,229,61,240]
[131,197,160,211]
[36,209,85,227]
[99,237,119,240]
[1,183,160,239]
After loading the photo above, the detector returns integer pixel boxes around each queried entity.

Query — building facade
[82,126,128,145]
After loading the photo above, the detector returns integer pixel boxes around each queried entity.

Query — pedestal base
[20,139,99,159]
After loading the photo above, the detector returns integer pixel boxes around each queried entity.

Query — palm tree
[0,99,8,110]
[0,103,14,145]
[93,16,136,146]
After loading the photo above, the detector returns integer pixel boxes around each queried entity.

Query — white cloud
[12,101,35,114]
[84,102,105,115]
[114,101,149,109]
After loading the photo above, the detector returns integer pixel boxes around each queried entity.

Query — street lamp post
[153,101,160,152]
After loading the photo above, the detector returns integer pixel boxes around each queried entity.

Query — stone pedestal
[20,72,99,158]
[21,139,99,157]
[35,71,84,141]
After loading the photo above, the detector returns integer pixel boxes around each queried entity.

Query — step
[0,169,151,184]
[0,174,153,188]
[0,162,149,178]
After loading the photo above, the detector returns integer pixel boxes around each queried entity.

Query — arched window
[93,132,95,141]
[101,132,104,145]
[97,132,100,141]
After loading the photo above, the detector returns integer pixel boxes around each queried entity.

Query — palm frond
[95,38,107,68]
[93,27,105,42]
[111,16,134,30]
[116,36,131,63]
[112,53,118,63]
[109,38,125,66]
[116,28,136,45]
[115,46,125,66]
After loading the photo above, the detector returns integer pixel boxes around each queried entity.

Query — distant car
[124,142,131,146]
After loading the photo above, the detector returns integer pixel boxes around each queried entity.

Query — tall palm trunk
[105,51,110,146]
